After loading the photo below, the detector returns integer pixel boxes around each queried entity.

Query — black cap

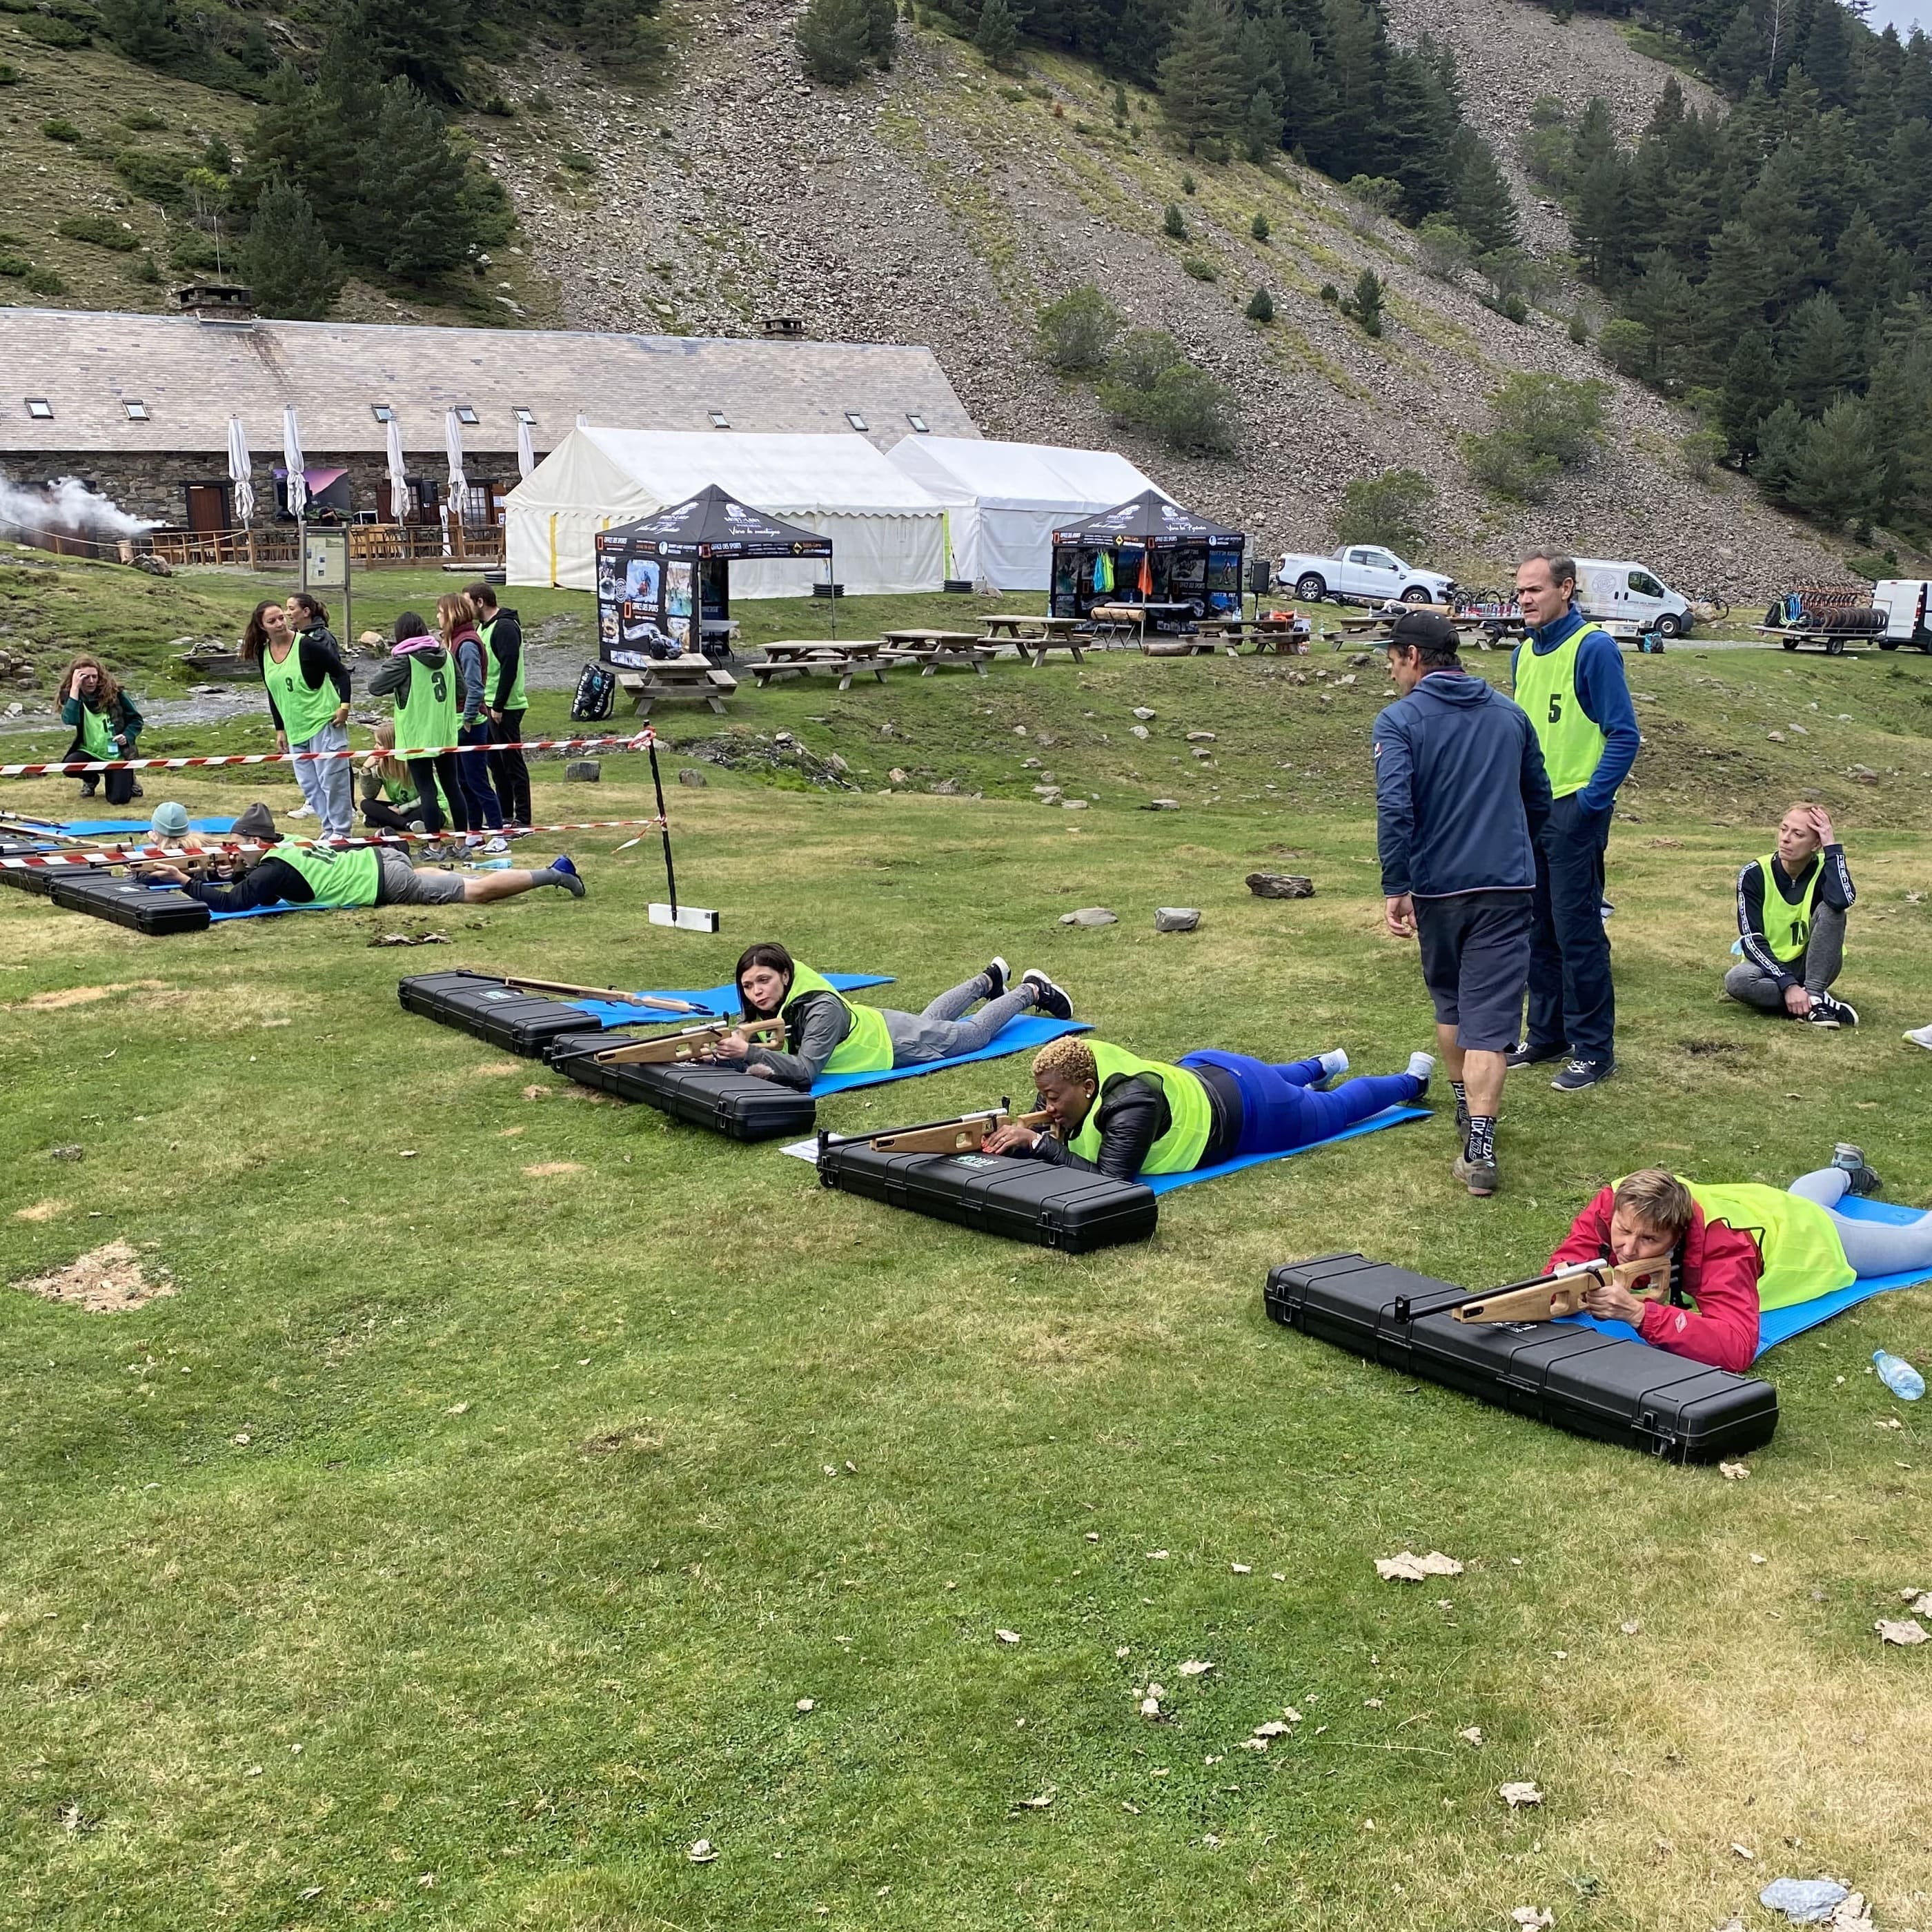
[1390,609,1458,652]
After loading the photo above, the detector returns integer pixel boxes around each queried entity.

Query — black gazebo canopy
[604,484,833,560]
[595,484,834,662]
[1049,488,1243,551]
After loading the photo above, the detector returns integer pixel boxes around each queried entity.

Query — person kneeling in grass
[1724,802,1857,1028]
[982,1034,1433,1183]
[705,943,1074,1090]
[1551,1152,1932,1373]
[139,802,584,911]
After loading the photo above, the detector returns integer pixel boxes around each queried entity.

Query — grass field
[2,567,1931,1931]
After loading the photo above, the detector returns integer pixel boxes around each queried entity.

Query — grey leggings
[1726,901,1846,1008]
[884,974,1036,1066]
[1789,1167,1932,1276]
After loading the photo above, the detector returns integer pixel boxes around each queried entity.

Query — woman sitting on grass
[705,942,1074,1091]
[982,1034,1434,1182]
[58,655,144,807]
[358,722,423,835]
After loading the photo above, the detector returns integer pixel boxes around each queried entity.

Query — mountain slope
[474,8,1844,598]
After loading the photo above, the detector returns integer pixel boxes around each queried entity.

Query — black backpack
[571,661,616,722]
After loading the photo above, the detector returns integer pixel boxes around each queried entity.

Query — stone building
[0,304,978,533]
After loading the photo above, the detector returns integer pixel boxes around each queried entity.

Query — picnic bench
[978,614,1092,669]
[880,629,996,676]
[751,640,891,690]
[616,656,738,716]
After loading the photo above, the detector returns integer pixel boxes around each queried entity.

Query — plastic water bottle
[1874,1350,1926,1401]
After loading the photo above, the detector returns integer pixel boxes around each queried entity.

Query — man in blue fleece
[1376,611,1552,1196]
[1508,550,1641,1093]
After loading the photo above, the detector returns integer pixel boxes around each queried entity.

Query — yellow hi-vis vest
[779,963,894,1074]
[1067,1041,1213,1176]
[1514,624,1610,798]
[1686,1179,1854,1310]
[1755,854,1822,963]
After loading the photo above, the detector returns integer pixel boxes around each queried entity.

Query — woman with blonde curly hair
[983,1032,1434,1182]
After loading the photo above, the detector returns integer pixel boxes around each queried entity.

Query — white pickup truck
[1273,544,1457,607]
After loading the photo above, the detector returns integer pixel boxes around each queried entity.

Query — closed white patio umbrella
[516,413,536,482]
[226,415,254,526]
[282,405,307,521]
[386,413,408,526]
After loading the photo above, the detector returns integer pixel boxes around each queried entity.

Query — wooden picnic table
[615,656,738,716]
[879,629,996,676]
[751,640,891,691]
[977,615,1090,667]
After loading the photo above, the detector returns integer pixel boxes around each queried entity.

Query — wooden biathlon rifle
[481,972,704,1013]
[589,1018,789,1065]
[822,1103,1053,1157]
[1445,1254,1673,1326]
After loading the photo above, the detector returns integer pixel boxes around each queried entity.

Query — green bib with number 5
[1514,628,1609,800]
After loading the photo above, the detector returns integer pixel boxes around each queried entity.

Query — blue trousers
[1179,1050,1422,1159]
[457,720,503,831]
[1526,793,1615,1061]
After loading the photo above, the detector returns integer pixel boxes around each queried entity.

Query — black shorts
[1414,891,1533,1052]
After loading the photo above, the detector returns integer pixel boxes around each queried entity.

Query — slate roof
[0,307,979,457]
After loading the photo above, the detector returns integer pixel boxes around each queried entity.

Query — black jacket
[1736,844,1855,985]
[484,607,524,711]
[1021,1063,1241,1180]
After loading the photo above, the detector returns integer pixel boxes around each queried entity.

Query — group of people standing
[239,581,530,845]
[1375,548,1867,1198]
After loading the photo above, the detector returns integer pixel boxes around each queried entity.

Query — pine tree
[1832,208,1903,328]
[1301,0,1382,182]
[1753,399,1808,496]
[238,177,346,319]
[365,80,476,282]
[1376,47,1457,217]
[1343,267,1385,337]
[1798,0,1855,108]
[1717,331,1783,462]
[348,0,467,102]
[1711,3,1766,95]
[1697,220,1773,358]
[974,0,1020,70]
[1740,143,1826,316]
[1448,125,1516,255]
[1627,250,1699,386]
[1791,395,1880,530]
[1572,152,1633,288]
[99,0,189,69]
[1159,0,1247,153]
[797,0,873,84]
[1782,291,1861,415]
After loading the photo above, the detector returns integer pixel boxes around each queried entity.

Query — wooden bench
[880,631,996,677]
[617,658,738,716]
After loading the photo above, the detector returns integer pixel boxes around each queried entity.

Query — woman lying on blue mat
[706,943,1074,1091]
[1551,1152,1932,1372]
[981,1034,1435,1182]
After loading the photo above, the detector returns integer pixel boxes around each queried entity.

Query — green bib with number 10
[1755,855,1820,963]
[1514,628,1608,799]
[391,652,457,758]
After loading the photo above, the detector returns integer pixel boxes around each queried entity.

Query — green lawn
[2,578,1931,1931]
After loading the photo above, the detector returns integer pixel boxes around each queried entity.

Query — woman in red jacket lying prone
[1552,1151,1932,1372]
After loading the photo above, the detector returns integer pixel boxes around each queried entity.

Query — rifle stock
[591,1018,787,1065]
[866,1107,1052,1156]
[1449,1255,1672,1326]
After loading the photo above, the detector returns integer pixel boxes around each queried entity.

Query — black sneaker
[1452,1150,1499,1197]
[1020,967,1072,1022]
[1806,992,1858,1028]
[983,956,1009,1001]
[1506,1040,1566,1069]
[1550,1056,1613,1092]
[1833,1143,1882,1196]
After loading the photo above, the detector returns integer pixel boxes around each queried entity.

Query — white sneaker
[483,835,511,855]
[1906,1023,1932,1052]
[1317,1048,1349,1083]
[288,804,315,819]
[1406,1050,1436,1092]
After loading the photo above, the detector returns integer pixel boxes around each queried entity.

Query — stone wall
[14,451,524,527]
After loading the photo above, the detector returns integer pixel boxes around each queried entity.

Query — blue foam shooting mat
[809,1016,1092,1097]
[62,816,237,836]
[1564,1196,1932,1356]
[1141,1104,1431,1194]
[571,972,894,1027]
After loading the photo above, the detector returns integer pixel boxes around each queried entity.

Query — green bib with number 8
[391,652,457,758]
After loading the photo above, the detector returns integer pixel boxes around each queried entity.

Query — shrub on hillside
[1181,255,1217,281]
[1341,268,1385,337]
[1163,203,1187,239]
[1098,329,1234,455]
[24,266,68,295]
[1335,468,1435,553]
[1246,286,1274,322]
[1414,215,1470,282]
[1250,211,1269,243]
[1598,316,1653,378]
[1463,373,1608,504]
[1036,284,1120,375]
[43,118,83,142]
[797,0,893,84]
[57,213,140,252]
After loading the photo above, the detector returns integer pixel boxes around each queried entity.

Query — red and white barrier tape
[1,818,671,871]
[0,731,654,779]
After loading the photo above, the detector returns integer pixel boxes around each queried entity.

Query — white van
[1873,580,1932,651]
[1575,558,1695,637]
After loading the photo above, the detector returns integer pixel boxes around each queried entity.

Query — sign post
[302,529,351,651]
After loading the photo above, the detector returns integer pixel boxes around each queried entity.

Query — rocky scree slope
[472,6,1841,600]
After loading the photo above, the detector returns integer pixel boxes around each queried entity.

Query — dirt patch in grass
[579,1426,666,1456]
[1679,1036,1744,1058]
[12,1240,174,1312]
[12,1199,70,1222]
[473,1061,521,1076]
[522,1161,586,1177]
[14,979,170,1011]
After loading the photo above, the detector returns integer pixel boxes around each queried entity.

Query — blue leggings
[1178,1050,1423,1159]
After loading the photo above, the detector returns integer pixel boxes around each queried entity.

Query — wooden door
[185,483,230,533]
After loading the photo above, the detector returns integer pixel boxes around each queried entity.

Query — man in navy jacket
[1510,551,1641,1092]
[1376,611,1552,1196]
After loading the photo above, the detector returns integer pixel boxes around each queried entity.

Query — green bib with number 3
[1514,628,1609,800]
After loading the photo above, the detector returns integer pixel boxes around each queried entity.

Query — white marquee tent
[506,427,949,595]
[884,436,1170,591]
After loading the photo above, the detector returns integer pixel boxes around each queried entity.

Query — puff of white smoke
[0,471,155,547]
